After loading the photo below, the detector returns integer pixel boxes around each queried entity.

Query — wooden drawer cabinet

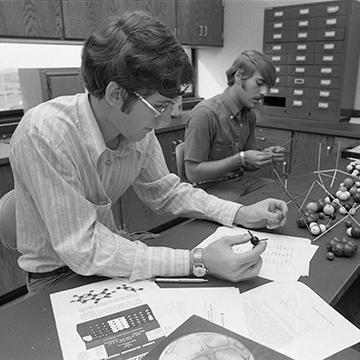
[254,126,292,179]
[0,0,63,39]
[176,0,223,46]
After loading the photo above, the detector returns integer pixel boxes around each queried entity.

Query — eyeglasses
[134,91,174,117]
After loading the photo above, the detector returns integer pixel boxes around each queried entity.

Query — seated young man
[10,12,288,295]
[184,50,285,201]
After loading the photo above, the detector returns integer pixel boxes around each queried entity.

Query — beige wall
[197,0,360,110]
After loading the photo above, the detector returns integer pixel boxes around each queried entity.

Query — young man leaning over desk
[184,50,286,201]
[9,11,288,296]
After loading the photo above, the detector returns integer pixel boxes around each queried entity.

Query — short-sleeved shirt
[185,88,257,168]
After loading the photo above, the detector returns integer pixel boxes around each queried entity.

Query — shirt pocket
[211,143,236,161]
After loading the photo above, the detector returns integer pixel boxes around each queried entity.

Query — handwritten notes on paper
[197,226,318,281]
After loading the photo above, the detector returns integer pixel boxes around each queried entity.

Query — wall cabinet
[0,0,223,47]
[0,0,63,39]
[62,0,175,40]
[176,0,224,46]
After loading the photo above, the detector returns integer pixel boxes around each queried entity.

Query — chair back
[0,189,17,250]
[175,142,188,182]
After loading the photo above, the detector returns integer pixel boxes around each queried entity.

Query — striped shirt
[10,93,241,281]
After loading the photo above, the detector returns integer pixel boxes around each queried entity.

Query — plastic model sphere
[347,164,354,172]
[310,225,321,235]
[306,202,318,212]
[353,192,360,203]
[351,227,360,239]
[343,178,354,188]
[159,332,255,360]
[339,206,347,215]
[319,224,327,233]
[323,204,335,216]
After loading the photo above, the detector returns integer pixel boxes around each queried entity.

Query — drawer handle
[319,91,330,98]
[320,79,331,86]
[296,55,306,61]
[294,89,304,96]
[274,10,284,17]
[270,88,280,94]
[321,67,333,74]
[272,56,281,61]
[274,22,283,29]
[295,67,305,73]
[294,78,304,84]
[324,43,335,50]
[272,45,282,51]
[327,5,339,14]
[322,55,334,62]
[273,33,282,39]
[326,18,337,26]
[293,100,303,107]
[297,32,308,39]
[318,102,329,109]
[297,44,307,51]
[324,30,336,38]
[299,8,309,15]
[298,20,309,27]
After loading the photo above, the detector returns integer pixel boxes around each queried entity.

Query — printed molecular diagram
[70,284,144,305]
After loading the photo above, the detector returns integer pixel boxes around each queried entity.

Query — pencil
[154,278,208,283]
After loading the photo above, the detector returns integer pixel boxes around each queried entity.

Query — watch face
[193,264,207,277]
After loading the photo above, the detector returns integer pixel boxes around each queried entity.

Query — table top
[1,170,360,359]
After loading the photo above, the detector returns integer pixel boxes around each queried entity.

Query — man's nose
[260,85,268,96]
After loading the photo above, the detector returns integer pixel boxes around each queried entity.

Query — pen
[154,278,208,283]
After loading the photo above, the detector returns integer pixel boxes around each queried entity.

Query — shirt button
[105,160,112,166]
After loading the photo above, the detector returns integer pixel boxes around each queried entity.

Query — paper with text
[198,226,318,281]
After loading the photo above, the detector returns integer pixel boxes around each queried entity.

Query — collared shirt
[185,87,257,168]
[10,93,241,281]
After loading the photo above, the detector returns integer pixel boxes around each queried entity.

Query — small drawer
[288,53,314,64]
[264,30,291,42]
[316,2,347,16]
[264,7,293,21]
[291,17,318,30]
[274,64,289,75]
[290,29,317,41]
[291,4,319,18]
[269,54,287,64]
[263,43,289,54]
[314,41,344,53]
[314,65,342,77]
[314,53,344,65]
[274,75,289,87]
[317,15,346,28]
[289,42,316,53]
[269,87,287,96]
[316,28,345,41]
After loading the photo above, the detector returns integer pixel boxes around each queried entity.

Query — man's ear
[104,81,124,108]
[234,70,243,84]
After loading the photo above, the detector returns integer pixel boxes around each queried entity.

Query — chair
[175,142,188,182]
[0,189,17,251]
[0,189,28,306]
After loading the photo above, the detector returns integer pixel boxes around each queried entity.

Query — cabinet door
[290,132,356,175]
[124,0,176,32]
[0,0,62,38]
[176,0,224,46]
[62,0,127,40]
[255,127,292,178]
[62,0,175,40]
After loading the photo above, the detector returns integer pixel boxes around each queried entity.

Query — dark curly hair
[81,11,193,102]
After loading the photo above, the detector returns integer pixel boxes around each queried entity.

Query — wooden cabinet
[176,0,223,46]
[0,164,26,297]
[254,126,292,179]
[291,132,357,175]
[0,0,63,39]
[262,0,360,122]
[62,0,175,40]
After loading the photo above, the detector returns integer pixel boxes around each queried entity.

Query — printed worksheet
[198,226,318,281]
[50,279,182,360]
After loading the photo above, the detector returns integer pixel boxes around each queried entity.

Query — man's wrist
[239,151,246,167]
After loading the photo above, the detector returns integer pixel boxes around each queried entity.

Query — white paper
[198,226,318,281]
[145,287,243,332]
[233,281,360,360]
[50,278,182,360]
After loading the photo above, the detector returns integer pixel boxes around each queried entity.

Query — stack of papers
[198,226,318,281]
[50,278,360,360]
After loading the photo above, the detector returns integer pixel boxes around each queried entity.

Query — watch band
[192,248,208,277]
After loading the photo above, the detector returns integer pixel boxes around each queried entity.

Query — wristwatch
[192,248,208,277]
